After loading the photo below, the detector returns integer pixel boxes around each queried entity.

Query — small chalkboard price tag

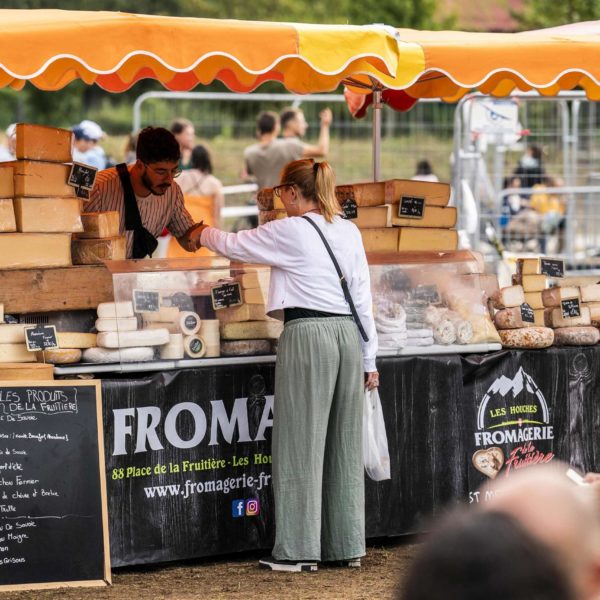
[399,196,425,219]
[68,162,98,191]
[341,198,358,220]
[540,258,564,278]
[211,282,243,310]
[520,302,535,323]
[133,289,160,313]
[75,186,90,200]
[413,284,440,304]
[24,325,59,352]
[561,298,581,319]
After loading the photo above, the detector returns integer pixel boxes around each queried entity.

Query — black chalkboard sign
[341,199,358,220]
[520,302,535,323]
[561,298,581,319]
[540,258,564,278]
[24,325,58,352]
[133,289,160,313]
[0,381,110,591]
[167,292,195,312]
[211,282,243,310]
[75,186,90,200]
[68,162,98,191]
[399,196,425,219]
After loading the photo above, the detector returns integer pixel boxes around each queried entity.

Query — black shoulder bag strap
[301,215,369,342]
[116,163,158,259]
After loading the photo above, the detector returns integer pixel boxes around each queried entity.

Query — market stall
[1,9,600,584]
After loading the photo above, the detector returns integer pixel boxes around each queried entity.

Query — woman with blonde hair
[196,158,378,572]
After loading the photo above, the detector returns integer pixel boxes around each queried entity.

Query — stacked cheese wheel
[491,285,554,349]
[375,305,407,350]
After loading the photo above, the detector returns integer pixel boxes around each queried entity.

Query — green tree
[514,0,600,30]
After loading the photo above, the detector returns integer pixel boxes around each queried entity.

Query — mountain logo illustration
[477,367,549,430]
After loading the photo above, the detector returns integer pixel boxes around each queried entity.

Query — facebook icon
[232,499,245,518]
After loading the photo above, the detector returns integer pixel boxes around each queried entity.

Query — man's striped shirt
[87,166,194,258]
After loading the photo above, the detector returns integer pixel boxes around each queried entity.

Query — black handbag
[301,215,369,342]
[116,163,158,259]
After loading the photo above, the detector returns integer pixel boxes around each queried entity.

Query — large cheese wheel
[95,317,139,332]
[0,344,35,363]
[498,327,554,349]
[220,320,283,340]
[553,326,600,346]
[37,348,82,364]
[56,332,97,349]
[82,346,155,363]
[0,362,54,380]
[97,328,170,349]
[220,339,271,356]
[0,324,29,344]
[97,301,134,318]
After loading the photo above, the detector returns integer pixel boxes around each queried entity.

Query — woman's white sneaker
[258,556,318,572]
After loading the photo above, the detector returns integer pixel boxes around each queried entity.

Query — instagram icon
[245,499,260,516]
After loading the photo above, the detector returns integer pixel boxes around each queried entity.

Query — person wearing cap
[72,120,107,170]
[86,126,204,259]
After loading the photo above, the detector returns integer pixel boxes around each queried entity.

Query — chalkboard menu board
[211,282,243,310]
[399,196,425,218]
[0,381,110,591]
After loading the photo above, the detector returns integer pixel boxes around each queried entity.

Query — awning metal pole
[372,89,382,181]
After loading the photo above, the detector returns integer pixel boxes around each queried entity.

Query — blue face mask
[520,155,539,169]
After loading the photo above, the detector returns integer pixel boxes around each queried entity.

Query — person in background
[87,126,203,259]
[196,159,378,572]
[401,508,575,600]
[243,111,303,191]
[411,159,439,182]
[170,118,195,170]
[0,123,15,161]
[514,143,545,191]
[72,120,107,170]
[177,144,224,228]
[123,131,139,164]
[280,106,332,159]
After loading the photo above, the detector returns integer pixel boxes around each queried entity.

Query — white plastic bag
[362,388,391,481]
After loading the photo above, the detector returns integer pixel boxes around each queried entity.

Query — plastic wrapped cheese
[97,328,170,349]
[498,327,554,349]
[97,301,134,318]
[82,346,155,363]
[491,286,525,309]
[95,317,139,332]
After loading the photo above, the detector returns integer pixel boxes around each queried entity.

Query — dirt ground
[1,538,417,600]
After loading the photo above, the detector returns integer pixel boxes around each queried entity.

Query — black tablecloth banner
[102,347,600,567]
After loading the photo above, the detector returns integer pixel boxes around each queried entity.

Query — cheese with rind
[0,324,29,343]
[0,344,35,363]
[336,182,386,207]
[391,206,457,228]
[349,205,392,228]
[524,292,544,310]
[82,346,155,363]
[36,348,82,364]
[491,286,525,309]
[14,160,75,197]
[397,227,457,251]
[498,327,554,349]
[580,285,600,303]
[521,274,549,293]
[551,305,591,328]
[359,227,399,252]
[15,124,73,163]
[220,320,283,340]
[243,287,269,305]
[542,286,580,308]
[494,307,532,329]
[385,179,451,206]
[0,199,16,232]
[79,211,120,239]
[0,362,54,380]
[56,332,97,349]
[220,339,271,356]
[553,326,600,346]
[0,233,71,269]
[95,317,138,332]
[97,301,134,318]
[71,236,126,264]
[13,197,83,233]
[0,164,14,198]
[216,303,269,324]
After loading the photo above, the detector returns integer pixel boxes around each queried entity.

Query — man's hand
[320,108,333,127]
[179,223,208,252]
[365,371,379,391]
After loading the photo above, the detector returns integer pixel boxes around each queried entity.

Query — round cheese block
[82,346,155,363]
[553,326,600,346]
[220,339,271,357]
[184,335,206,358]
[36,348,82,364]
[498,327,554,349]
[179,311,201,335]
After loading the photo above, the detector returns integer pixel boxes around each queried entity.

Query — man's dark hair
[280,108,300,131]
[136,127,181,163]
[401,509,574,600]
[190,144,213,174]
[256,111,278,135]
